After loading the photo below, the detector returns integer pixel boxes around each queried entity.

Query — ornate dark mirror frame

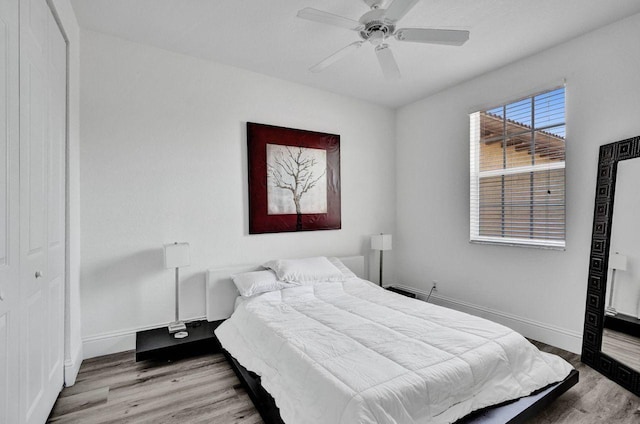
[581,134,640,395]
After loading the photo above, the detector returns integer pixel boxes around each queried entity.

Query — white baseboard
[82,316,207,359]
[64,344,83,386]
[393,285,583,354]
[83,292,584,359]
[83,329,137,359]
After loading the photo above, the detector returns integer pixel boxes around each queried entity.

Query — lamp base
[174,331,189,339]
[168,321,187,333]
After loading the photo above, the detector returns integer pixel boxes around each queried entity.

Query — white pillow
[327,257,357,280]
[231,270,288,297]
[263,256,345,284]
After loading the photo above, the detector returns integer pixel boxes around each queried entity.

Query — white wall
[50,0,83,386]
[79,30,396,357]
[396,13,640,353]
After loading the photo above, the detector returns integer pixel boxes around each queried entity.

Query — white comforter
[215,279,572,424]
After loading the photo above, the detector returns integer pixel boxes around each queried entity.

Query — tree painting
[266,144,327,230]
[247,123,340,234]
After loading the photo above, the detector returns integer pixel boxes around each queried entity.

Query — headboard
[205,255,366,321]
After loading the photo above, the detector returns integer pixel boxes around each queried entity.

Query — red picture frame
[247,122,341,234]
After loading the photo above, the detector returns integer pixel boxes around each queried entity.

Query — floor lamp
[605,252,627,317]
[371,233,392,287]
[164,242,190,333]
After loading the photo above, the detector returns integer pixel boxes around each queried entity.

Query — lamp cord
[426,286,435,303]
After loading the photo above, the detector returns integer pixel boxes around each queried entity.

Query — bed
[206,256,578,424]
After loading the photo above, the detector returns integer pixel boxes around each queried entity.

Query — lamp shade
[609,252,627,271]
[164,242,190,269]
[371,234,392,251]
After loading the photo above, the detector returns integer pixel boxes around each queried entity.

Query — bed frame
[227,352,578,424]
[206,256,579,424]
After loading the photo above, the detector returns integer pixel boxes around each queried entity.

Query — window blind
[470,87,566,248]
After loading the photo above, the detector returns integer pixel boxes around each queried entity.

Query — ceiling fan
[297,0,469,79]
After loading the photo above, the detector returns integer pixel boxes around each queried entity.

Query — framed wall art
[247,122,341,234]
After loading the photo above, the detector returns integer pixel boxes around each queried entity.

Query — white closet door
[0,0,20,423]
[19,0,66,422]
[46,1,67,409]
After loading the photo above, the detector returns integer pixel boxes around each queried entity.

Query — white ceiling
[70,0,640,108]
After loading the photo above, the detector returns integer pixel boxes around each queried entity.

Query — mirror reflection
[602,159,640,372]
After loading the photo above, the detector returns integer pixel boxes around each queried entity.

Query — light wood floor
[48,341,640,424]
[47,352,262,424]
[528,340,640,424]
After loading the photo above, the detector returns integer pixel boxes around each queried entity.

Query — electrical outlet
[432,280,438,291]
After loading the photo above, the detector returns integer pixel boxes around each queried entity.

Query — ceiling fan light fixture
[358,12,395,43]
[369,30,386,45]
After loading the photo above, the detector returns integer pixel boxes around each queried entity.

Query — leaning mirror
[582,135,640,395]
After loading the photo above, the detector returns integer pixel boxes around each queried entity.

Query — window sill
[470,238,566,251]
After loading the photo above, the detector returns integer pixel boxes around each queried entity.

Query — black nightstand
[135,319,224,361]
[386,286,417,298]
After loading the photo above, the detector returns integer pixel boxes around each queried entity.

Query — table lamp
[605,251,627,316]
[371,233,392,287]
[164,242,190,333]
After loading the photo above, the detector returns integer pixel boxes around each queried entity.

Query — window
[470,87,566,248]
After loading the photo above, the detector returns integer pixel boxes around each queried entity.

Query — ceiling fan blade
[297,7,363,31]
[383,0,421,22]
[375,44,401,80]
[310,41,364,73]
[395,28,470,46]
